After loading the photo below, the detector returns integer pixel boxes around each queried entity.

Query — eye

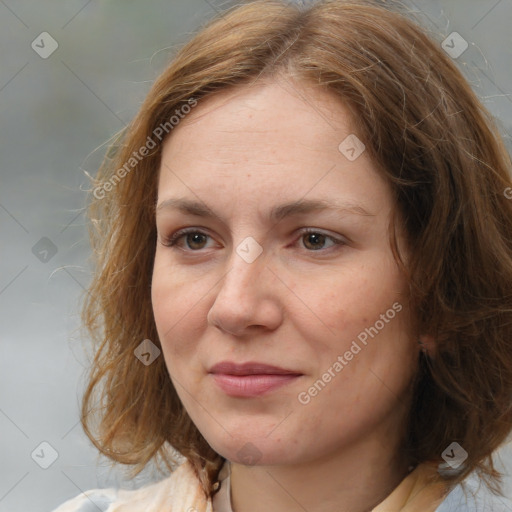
[297,228,345,251]
[159,227,346,253]
[159,228,215,251]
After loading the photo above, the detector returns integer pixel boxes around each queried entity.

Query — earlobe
[418,334,436,356]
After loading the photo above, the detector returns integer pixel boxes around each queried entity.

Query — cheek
[293,258,413,380]
[151,254,204,360]
[290,262,398,341]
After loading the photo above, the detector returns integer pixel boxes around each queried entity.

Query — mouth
[209,361,303,398]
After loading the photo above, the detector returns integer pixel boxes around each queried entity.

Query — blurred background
[0,1,511,511]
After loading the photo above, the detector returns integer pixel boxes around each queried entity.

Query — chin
[202,428,301,466]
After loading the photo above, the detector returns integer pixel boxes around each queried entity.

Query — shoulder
[51,488,117,512]
[51,460,211,512]
[436,474,512,512]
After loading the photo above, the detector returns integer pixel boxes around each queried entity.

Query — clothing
[52,458,512,512]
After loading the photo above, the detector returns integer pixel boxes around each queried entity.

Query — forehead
[170,77,354,149]
[156,78,391,218]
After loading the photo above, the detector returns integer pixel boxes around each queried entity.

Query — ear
[418,334,436,356]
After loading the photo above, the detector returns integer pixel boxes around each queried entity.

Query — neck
[229,434,411,512]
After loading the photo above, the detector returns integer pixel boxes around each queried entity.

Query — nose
[207,246,283,336]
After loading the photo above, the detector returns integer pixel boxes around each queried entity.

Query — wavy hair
[80,0,512,499]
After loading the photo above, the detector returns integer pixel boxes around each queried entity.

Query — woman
[54,0,512,510]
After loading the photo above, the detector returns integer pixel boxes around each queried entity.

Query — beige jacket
[53,459,451,512]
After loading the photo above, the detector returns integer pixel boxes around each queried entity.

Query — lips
[209,361,303,398]
[209,361,301,376]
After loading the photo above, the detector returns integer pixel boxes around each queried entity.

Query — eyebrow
[156,197,375,222]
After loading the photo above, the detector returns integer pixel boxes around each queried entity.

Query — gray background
[1,1,511,511]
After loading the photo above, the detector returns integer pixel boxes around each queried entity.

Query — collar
[211,461,448,512]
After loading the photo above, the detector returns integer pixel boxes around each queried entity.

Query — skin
[151,76,421,512]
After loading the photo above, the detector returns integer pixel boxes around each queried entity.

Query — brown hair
[80,0,512,500]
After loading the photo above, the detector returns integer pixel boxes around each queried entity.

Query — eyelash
[159,227,346,253]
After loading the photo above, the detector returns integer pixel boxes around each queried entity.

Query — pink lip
[209,361,303,398]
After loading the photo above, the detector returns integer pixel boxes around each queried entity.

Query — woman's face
[152,78,418,467]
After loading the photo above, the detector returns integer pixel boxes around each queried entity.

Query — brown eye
[299,230,342,251]
[184,232,208,250]
[160,229,213,250]
[302,232,327,250]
